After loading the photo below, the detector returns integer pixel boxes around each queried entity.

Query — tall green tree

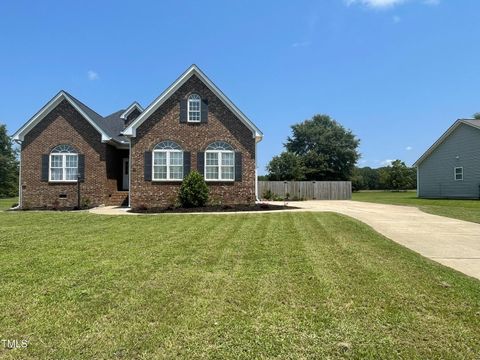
[379,160,415,191]
[266,152,305,181]
[285,115,360,180]
[0,124,19,198]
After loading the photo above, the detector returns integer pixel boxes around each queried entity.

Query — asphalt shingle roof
[64,91,129,143]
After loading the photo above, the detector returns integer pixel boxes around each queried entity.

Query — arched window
[205,141,234,181]
[50,145,78,181]
[153,141,183,180]
[187,94,201,122]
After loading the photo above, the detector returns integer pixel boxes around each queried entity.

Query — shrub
[81,197,91,209]
[263,189,274,200]
[178,171,209,208]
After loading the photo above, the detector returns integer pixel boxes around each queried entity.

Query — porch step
[107,191,129,206]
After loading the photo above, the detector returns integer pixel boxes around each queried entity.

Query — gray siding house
[414,119,480,199]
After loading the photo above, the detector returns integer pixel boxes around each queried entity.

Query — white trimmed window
[205,141,234,181]
[187,94,201,122]
[153,141,183,181]
[454,167,463,181]
[50,145,78,182]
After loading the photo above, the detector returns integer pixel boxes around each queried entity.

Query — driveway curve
[288,200,480,281]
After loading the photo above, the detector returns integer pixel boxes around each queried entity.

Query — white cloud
[405,146,413,151]
[292,41,311,48]
[381,159,394,166]
[345,0,439,9]
[87,70,99,81]
[345,0,406,8]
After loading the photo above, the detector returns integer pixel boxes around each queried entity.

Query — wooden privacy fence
[258,181,352,200]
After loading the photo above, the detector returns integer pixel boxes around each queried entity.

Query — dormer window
[187,94,201,122]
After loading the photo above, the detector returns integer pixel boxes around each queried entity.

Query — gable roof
[120,102,144,120]
[413,119,480,166]
[12,91,133,145]
[122,64,263,141]
[13,91,113,143]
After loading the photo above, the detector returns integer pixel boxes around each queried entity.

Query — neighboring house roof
[413,119,480,166]
[120,102,144,120]
[122,64,263,142]
[12,90,132,145]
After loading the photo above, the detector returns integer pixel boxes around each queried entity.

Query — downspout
[128,137,132,208]
[255,138,259,202]
[15,140,23,209]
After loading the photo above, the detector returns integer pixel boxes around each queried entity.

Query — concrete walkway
[89,201,480,280]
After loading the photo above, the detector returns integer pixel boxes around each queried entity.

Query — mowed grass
[0,210,479,359]
[0,197,17,211]
[353,191,480,224]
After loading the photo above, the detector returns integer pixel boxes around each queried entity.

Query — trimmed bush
[178,171,209,208]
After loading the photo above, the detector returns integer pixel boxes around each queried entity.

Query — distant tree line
[261,114,416,191]
[351,160,416,191]
[0,124,19,198]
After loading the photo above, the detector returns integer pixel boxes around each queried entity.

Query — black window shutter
[197,152,205,176]
[144,151,152,181]
[41,154,49,181]
[183,151,191,178]
[179,99,187,123]
[78,154,85,182]
[235,152,242,182]
[201,99,208,123]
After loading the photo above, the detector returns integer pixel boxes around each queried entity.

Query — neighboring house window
[50,145,78,182]
[205,141,235,181]
[188,94,201,122]
[153,141,183,180]
[454,167,463,181]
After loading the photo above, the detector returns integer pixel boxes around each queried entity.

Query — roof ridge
[62,90,105,119]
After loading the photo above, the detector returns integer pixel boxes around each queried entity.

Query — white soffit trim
[413,120,480,167]
[12,91,111,142]
[120,102,144,120]
[122,65,263,140]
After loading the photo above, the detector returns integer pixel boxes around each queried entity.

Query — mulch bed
[130,203,299,214]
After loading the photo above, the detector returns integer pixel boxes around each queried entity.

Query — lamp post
[77,173,81,210]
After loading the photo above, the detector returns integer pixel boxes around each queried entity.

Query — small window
[205,141,235,181]
[187,94,201,122]
[454,167,463,181]
[152,141,184,181]
[50,145,78,182]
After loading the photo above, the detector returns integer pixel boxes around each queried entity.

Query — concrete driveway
[288,200,480,281]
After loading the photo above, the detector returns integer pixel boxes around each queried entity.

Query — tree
[351,166,380,191]
[285,114,360,180]
[379,160,414,191]
[473,113,480,120]
[266,152,305,181]
[0,124,18,198]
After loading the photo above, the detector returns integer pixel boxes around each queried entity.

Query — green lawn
[0,197,17,211]
[352,191,480,224]
[0,210,479,359]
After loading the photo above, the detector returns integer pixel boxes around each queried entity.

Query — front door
[122,158,129,190]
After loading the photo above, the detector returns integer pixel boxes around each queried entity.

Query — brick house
[12,65,263,210]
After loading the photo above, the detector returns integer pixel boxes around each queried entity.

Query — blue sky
[1,0,479,174]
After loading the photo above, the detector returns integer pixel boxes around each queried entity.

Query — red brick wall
[20,100,117,209]
[130,74,256,208]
